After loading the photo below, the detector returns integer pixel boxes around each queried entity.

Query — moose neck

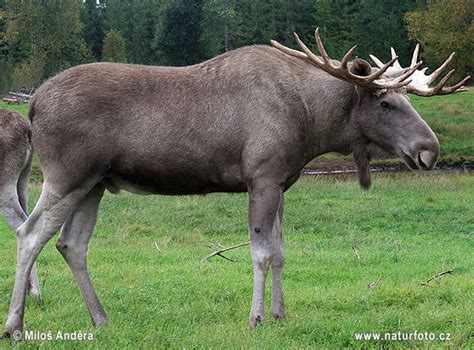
[296,70,359,162]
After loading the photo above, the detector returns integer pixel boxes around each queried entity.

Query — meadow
[0,173,472,349]
[0,91,472,348]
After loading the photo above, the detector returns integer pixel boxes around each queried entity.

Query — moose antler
[370,45,471,96]
[271,28,420,90]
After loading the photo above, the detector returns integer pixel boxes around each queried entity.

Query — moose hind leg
[0,185,27,230]
[56,183,108,327]
[248,181,284,328]
[0,185,40,298]
[17,148,33,215]
[3,182,95,337]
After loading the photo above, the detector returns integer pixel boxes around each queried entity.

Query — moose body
[3,30,469,336]
[0,110,39,297]
[31,48,327,196]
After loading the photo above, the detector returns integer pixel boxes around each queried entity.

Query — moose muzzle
[400,134,440,171]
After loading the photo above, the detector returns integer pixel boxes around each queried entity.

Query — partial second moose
[0,109,40,297]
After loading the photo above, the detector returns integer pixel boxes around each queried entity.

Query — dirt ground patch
[304,158,473,175]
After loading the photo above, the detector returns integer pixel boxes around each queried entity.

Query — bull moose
[2,29,469,336]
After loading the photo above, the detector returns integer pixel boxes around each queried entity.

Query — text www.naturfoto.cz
[354,331,451,341]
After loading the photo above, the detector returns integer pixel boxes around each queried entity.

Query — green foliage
[2,0,91,90]
[101,30,127,63]
[0,173,472,348]
[201,0,237,55]
[0,1,9,89]
[0,60,12,92]
[10,57,45,90]
[105,0,160,65]
[0,0,471,92]
[127,0,160,65]
[405,0,473,81]
[153,0,208,66]
[350,0,422,65]
[0,1,7,60]
[234,0,278,46]
[81,0,106,60]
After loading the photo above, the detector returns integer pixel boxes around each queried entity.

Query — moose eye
[381,101,391,110]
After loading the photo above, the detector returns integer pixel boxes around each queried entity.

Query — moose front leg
[248,181,284,328]
[271,196,285,319]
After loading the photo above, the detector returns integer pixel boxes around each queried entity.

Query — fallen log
[8,92,32,99]
[2,91,31,104]
[2,97,21,104]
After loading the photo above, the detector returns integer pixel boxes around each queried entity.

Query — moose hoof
[0,331,10,339]
[1,328,22,341]
[92,314,109,328]
[271,310,286,320]
[249,314,264,329]
[28,285,41,300]
[93,320,109,328]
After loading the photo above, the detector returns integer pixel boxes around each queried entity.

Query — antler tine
[407,73,471,96]
[390,47,402,69]
[427,52,455,85]
[439,75,470,94]
[270,39,308,60]
[397,61,423,82]
[365,56,401,81]
[388,78,413,90]
[314,28,335,67]
[293,33,324,66]
[340,45,358,68]
[409,69,455,96]
[313,29,387,85]
[314,28,397,84]
[434,69,457,92]
[369,54,385,69]
[411,44,420,67]
[390,47,396,59]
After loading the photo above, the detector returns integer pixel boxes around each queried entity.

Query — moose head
[271,29,470,188]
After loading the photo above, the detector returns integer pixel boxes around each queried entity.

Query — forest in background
[0,0,472,93]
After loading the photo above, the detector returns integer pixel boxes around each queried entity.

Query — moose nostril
[418,152,428,169]
[418,150,437,170]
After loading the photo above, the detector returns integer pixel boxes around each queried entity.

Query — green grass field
[410,91,473,162]
[0,173,473,348]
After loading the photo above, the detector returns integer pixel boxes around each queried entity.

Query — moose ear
[350,59,372,77]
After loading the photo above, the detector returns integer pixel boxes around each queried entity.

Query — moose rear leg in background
[0,184,27,232]
[56,183,108,327]
[0,183,40,298]
[248,180,285,328]
[0,109,40,297]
